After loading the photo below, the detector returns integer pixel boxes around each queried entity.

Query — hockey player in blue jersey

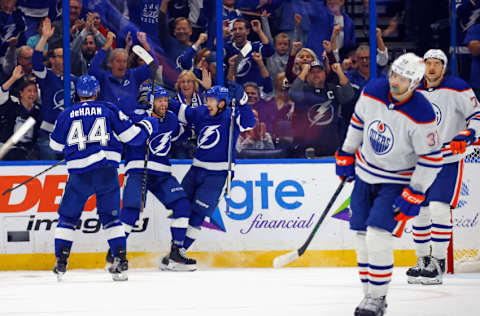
[335,53,443,316]
[406,49,480,285]
[166,82,256,266]
[49,75,157,281]
[107,85,197,271]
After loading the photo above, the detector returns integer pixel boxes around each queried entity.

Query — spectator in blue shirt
[88,31,157,119]
[225,18,275,90]
[464,24,480,98]
[304,0,355,58]
[158,0,193,64]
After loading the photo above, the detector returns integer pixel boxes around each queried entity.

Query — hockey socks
[183,212,205,250]
[355,227,394,298]
[168,198,192,247]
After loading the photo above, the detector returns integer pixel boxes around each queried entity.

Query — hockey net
[448,141,480,273]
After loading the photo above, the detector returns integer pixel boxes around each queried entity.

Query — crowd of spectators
[0,0,479,161]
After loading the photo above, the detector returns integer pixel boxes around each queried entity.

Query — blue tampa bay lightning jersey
[170,100,256,171]
[342,78,443,194]
[32,50,77,134]
[124,110,188,175]
[49,100,152,173]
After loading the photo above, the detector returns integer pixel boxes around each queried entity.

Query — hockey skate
[354,295,387,316]
[160,244,197,272]
[105,248,114,271]
[406,256,430,284]
[108,247,128,281]
[420,257,445,285]
[53,247,70,282]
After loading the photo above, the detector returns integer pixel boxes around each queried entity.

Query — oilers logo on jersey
[307,101,334,127]
[431,102,442,126]
[368,120,395,155]
[198,125,221,149]
[149,131,172,156]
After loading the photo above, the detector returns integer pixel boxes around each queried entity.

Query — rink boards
[0,159,478,270]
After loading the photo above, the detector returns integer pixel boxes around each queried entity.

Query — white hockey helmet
[390,53,426,92]
[423,49,448,70]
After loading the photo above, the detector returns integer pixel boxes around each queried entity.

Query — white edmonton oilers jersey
[342,78,443,193]
[417,76,480,163]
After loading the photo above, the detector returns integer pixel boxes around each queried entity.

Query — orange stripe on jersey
[363,93,386,105]
[420,155,443,162]
[351,115,363,125]
[451,160,464,208]
[355,150,364,163]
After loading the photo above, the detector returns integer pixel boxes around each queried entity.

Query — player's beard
[426,73,442,85]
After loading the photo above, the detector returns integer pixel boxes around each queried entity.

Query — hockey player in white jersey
[335,53,443,316]
[406,49,480,285]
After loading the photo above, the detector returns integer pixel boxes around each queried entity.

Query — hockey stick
[2,158,66,196]
[133,44,157,218]
[273,178,347,268]
[224,98,236,215]
[0,117,36,160]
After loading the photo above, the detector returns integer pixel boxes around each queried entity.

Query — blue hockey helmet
[76,75,100,97]
[147,85,169,101]
[206,85,230,105]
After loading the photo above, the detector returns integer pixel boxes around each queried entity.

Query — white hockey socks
[430,201,452,260]
[354,231,369,295]
[412,205,432,258]
[366,227,394,298]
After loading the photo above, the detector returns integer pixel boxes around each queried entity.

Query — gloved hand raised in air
[335,150,355,182]
[392,186,424,221]
[450,128,476,155]
[227,81,248,106]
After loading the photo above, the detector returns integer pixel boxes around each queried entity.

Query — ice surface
[1,268,479,316]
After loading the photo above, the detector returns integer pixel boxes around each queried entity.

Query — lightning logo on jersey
[198,125,221,149]
[307,101,334,127]
[150,131,172,156]
[367,120,394,155]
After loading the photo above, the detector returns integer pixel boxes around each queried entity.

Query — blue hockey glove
[335,150,355,182]
[450,128,476,155]
[392,186,425,221]
[227,81,248,106]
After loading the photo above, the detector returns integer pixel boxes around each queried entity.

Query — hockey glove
[137,117,159,136]
[335,150,355,182]
[227,81,248,106]
[392,186,425,221]
[450,128,476,155]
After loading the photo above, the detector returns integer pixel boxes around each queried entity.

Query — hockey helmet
[206,85,230,105]
[389,53,426,92]
[76,75,100,97]
[147,85,169,102]
[423,49,448,70]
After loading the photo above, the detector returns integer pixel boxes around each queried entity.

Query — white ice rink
[1,268,480,316]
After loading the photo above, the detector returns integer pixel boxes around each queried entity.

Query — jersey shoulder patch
[396,92,436,124]
[440,76,472,92]
[362,77,389,104]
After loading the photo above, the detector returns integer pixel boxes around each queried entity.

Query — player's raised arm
[168,98,197,125]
